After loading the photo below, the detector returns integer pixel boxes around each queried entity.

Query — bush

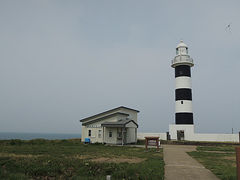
[9,139,23,146]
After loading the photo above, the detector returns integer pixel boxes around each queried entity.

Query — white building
[80,106,139,144]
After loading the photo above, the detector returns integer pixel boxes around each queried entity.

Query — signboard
[145,137,160,151]
[86,125,101,128]
[148,140,157,146]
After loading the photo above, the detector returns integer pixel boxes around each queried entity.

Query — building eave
[101,120,138,128]
[81,112,129,126]
[79,106,139,123]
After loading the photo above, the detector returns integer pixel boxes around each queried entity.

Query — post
[156,138,159,151]
[102,127,105,144]
[236,147,240,180]
[239,131,240,143]
[122,128,123,146]
[145,137,148,150]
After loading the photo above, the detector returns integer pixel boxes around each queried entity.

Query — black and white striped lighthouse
[171,40,194,125]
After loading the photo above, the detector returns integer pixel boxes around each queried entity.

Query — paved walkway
[163,145,219,180]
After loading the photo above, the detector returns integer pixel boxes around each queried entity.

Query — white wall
[126,127,136,143]
[169,124,239,142]
[81,126,103,143]
[81,126,86,142]
[193,133,239,142]
[137,132,167,140]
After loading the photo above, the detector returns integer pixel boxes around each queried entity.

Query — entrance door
[123,128,127,144]
[177,130,184,141]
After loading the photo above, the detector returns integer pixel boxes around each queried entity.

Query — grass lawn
[0,139,164,180]
[188,145,237,180]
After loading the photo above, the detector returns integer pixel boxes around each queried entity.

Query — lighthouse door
[177,130,185,141]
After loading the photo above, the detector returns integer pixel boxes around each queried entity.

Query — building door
[123,128,127,144]
[166,132,171,140]
[177,130,184,141]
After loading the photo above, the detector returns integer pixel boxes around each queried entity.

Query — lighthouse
[169,41,195,141]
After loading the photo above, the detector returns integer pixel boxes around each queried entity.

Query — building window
[98,130,102,138]
[88,130,91,137]
[181,101,183,104]
[109,131,112,138]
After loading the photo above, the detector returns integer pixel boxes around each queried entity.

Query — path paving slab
[163,145,219,180]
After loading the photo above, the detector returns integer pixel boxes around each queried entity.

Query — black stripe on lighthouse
[175,65,191,77]
[175,113,193,124]
[175,89,192,100]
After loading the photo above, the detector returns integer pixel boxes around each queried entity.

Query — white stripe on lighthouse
[175,76,191,89]
[175,100,193,113]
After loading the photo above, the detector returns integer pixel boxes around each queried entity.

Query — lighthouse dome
[176,40,188,48]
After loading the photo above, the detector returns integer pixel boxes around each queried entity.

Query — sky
[0,0,240,134]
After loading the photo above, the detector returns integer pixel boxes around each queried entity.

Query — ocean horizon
[0,132,81,140]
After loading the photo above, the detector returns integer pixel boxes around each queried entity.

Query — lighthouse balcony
[171,55,194,68]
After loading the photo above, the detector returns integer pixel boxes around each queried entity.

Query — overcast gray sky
[0,0,240,134]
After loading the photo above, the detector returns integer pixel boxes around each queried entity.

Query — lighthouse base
[169,124,195,141]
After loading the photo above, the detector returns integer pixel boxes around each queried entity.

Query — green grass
[0,139,164,179]
[196,145,236,152]
[188,145,237,180]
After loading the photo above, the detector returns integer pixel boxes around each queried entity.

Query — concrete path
[163,145,219,180]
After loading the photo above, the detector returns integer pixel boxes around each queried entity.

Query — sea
[0,132,81,140]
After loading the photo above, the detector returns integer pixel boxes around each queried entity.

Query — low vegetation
[188,145,237,180]
[0,139,164,179]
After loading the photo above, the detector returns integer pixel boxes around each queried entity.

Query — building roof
[79,106,139,123]
[82,112,129,126]
[101,119,138,128]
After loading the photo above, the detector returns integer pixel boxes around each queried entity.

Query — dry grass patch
[71,154,91,160]
[0,153,43,158]
[202,150,234,154]
[91,156,146,164]
[222,155,235,161]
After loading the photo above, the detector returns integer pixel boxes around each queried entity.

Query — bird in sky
[225,23,232,32]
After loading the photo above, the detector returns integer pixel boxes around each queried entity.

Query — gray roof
[101,119,138,128]
[80,106,139,122]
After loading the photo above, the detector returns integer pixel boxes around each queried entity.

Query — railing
[171,56,193,65]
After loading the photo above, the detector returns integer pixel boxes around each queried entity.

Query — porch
[101,119,138,145]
